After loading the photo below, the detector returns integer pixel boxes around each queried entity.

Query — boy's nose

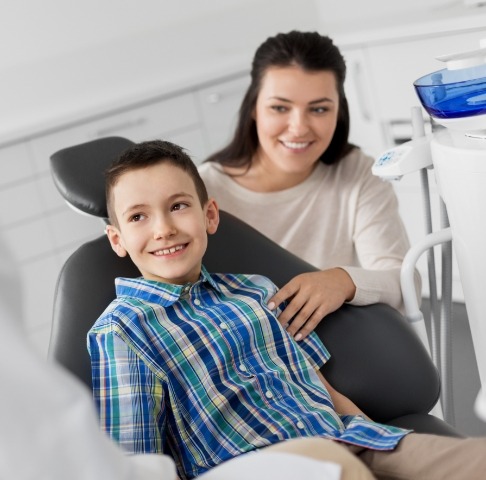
[153,218,177,240]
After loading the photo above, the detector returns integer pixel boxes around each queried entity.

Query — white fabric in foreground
[0,235,175,480]
[199,452,341,480]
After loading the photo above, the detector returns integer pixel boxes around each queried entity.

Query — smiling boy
[89,140,486,480]
[104,142,218,286]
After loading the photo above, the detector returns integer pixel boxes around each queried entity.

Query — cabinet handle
[206,83,249,105]
[351,62,372,122]
[90,117,147,138]
[207,93,221,104]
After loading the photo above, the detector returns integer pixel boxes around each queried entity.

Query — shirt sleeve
[88,327,166,454]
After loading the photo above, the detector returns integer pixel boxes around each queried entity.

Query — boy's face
[106,162,219,285]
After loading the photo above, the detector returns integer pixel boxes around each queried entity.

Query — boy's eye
[129,213,145,222]
[171,203,189,212]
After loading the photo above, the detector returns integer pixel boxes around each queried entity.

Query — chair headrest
[50,136,134,219]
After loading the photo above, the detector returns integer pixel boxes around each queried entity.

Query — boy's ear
[105,225,128,257]
[205,198,220,235]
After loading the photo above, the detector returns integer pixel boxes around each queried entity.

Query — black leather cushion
[50,136,134,218]
[316,304,440,423]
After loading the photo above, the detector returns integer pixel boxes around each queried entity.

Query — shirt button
[220,322,228,330]
[265,391,274,399]
[239,364,247,372]
[296,421,305,429]
[193,299,201,306]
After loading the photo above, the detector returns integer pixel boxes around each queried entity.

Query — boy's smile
[106,162,219,285]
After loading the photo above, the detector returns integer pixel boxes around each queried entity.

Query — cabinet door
[0,142,51,256]
[195,73,250,157]
[342,47,388,158]
[29,91,204,215]
[29,92,202,175]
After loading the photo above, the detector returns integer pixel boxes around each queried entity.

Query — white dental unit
[373,40,486,423]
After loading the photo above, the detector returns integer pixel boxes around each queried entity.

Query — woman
[199,31,420,340]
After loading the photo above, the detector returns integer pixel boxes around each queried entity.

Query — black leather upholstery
[50,136,134,219]
[48,136,462,438]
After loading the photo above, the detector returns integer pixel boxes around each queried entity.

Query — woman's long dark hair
[205,31,354,167]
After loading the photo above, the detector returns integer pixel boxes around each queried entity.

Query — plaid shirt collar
[114,265,221,307]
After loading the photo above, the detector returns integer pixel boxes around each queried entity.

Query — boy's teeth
[156,245,184,255]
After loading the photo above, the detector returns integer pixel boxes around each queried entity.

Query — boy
[89,140,486,480]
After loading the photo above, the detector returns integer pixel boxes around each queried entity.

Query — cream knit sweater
[199,148,421,312]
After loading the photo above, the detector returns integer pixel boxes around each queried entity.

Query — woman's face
[253,65,339,180]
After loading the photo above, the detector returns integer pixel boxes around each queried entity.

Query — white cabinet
[30,91,204,177]
[195,73,250,155]
[342,47,387,158]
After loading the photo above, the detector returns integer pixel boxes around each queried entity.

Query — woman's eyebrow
[267,96,334,104]
[309,97,334,104]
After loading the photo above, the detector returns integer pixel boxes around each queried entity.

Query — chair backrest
[48,136,459,435]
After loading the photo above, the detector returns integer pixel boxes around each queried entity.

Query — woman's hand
[268,268,356,341]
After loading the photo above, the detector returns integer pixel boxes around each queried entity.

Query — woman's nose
[287,110,309,137]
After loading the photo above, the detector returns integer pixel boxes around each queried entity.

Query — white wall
[0,0,323,143]
[0,0,319,72]
[316,0,483,36]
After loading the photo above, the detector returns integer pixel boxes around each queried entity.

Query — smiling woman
[199,30,421,341]
[247,67,339,191]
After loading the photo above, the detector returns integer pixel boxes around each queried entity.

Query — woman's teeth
[283,141,310,149]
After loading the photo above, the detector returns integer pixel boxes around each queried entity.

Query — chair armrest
[316,303,440,423]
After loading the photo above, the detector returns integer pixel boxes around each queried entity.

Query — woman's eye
[311,106,330,114]
[172,203,189,212]
[271,105,288,113]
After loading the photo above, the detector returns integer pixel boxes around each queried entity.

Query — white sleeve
[0,235,175,480]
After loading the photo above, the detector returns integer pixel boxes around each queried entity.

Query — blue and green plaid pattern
[88,266,409,479]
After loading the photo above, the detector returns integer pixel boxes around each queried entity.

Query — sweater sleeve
[340,153,421,313]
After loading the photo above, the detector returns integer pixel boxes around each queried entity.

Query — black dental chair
[48,136,462,437]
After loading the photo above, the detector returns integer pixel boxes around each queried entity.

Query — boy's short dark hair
[105,140,209,225]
